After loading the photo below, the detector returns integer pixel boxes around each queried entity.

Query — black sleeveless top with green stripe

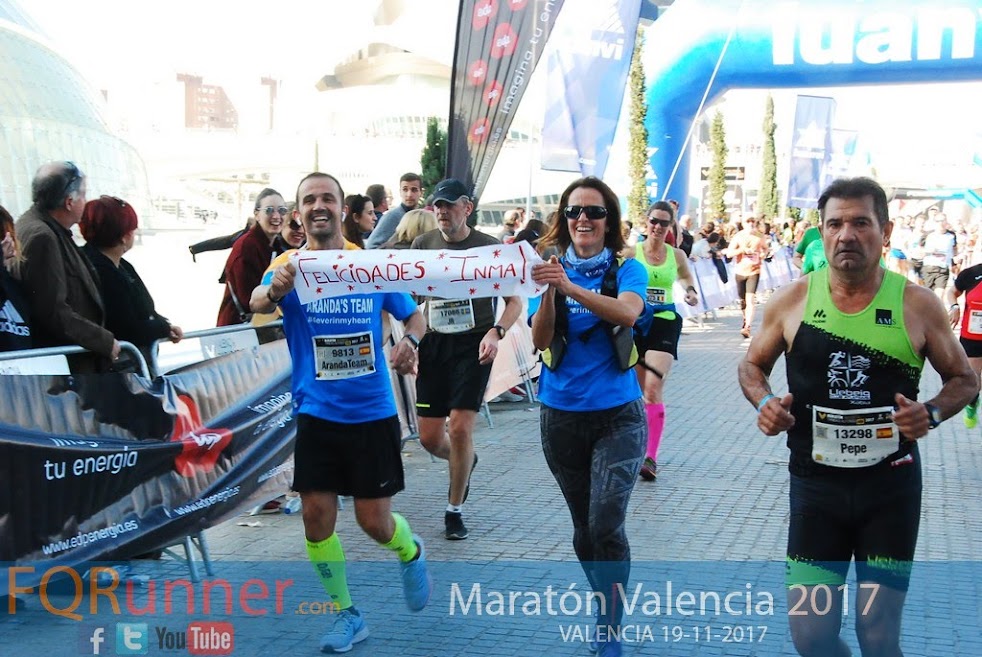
[786,268,924,474]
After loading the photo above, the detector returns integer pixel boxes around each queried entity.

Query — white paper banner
[291,242,546,303]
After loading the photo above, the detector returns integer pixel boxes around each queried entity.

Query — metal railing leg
[183,535,202,583]
[193,532,215,577]
[481,400,494,428]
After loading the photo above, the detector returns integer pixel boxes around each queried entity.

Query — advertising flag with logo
[540,0,642,177]
[786,95,836,209]
[446,0,566,200]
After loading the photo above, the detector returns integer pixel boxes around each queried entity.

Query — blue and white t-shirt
[529,258,646,412]
[263,251,417,424]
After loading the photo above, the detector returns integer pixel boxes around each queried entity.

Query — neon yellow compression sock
[380,512,418,562]
[306,533,353,610]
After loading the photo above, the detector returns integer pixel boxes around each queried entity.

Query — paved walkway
[6,308,982,656]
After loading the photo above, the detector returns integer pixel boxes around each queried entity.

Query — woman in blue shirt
[530,176,647,657]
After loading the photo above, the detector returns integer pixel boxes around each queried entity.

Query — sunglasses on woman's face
[258,206,289,217]
[564,205,608,221]
[648,218,672,227]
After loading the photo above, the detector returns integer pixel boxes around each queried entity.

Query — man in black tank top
[738,178,977,657]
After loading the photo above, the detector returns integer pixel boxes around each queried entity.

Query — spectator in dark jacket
[216,188,286,326]
[15,161,119,372]
[0,203,31,352]
[80,195,182,372]
[514,218,546,249]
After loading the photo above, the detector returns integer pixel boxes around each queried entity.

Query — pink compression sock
[645,403,665,461]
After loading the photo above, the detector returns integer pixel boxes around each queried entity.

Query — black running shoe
[445,511,469,540]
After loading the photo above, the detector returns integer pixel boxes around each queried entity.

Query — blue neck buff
[564,246,612,278]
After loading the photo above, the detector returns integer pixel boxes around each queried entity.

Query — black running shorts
[736,273,760,296]
[415,331,493,417]
[960,335,982,358]
[786,448,922,591]
[292,413,404,499]
[634,313,682,359]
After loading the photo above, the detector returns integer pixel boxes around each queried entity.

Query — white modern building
[0,1,151,219]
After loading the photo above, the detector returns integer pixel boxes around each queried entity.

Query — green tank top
[786,267,924,473]
[635,242,677,320]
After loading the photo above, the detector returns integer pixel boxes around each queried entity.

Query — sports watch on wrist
[924,402,942,429]
[492,324,506,339]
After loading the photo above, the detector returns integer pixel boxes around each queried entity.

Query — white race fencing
[678,246,800,319]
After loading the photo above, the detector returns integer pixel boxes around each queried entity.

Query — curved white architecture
[0,0,150,220]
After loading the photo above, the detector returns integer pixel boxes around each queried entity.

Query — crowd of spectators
[3,161,980,374]
[1,161,182,372]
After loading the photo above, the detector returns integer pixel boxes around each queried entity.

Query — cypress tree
[627,28,649,228]
[758,94,778,221]
[708,110,728,221]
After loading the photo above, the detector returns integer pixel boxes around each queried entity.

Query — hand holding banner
[291,242,546,304]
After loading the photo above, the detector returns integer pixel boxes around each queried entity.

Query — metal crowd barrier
[0,340,150,377]
[150,321,280,376]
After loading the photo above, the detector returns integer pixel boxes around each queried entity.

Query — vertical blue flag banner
[787,95,836,209]
[540,0,642,177]
[447,0,566,202]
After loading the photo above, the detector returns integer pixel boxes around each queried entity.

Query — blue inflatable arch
[643,0,982,206]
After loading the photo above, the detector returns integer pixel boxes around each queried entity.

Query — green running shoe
[964,399,978,428]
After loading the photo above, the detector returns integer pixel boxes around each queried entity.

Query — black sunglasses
[288,219,303,230]
[564,205,608,221]
[62,161,82,198]
[648,218,672,227]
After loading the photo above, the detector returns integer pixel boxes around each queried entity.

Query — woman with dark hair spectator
[391,209,436,249]
[273,203,305,255]
[530,176,647,657]
[342,194,376,248]
[80,196,182,370]
[514,218,546,249]
[0,203,31,351]
[217,187,286,326]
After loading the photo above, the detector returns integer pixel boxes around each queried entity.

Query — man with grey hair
[15,161,119,372]
[411,178,523,540]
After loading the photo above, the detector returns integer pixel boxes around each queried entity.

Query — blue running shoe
[319,608,368,653]
[400,535,431,611]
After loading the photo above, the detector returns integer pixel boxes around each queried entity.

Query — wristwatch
[924,402,942,429]
[492,324,506,339]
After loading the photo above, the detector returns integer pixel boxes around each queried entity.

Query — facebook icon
[115,623,148,655]
[89,627,105,655]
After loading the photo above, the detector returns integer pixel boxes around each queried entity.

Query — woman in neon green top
[626,201,699,481]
